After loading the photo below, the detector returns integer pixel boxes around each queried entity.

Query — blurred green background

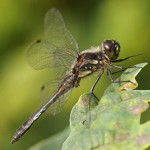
[0,0,150,149]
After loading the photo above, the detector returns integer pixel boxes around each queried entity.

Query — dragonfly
[11,8,138,144]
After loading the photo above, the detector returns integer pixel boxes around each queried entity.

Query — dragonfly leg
[111,68,126,75]
[90,69,104,94]
[110,63,142,75]
[107,67,134,84]
[89,92,99,102]
[110,63,142,70]
[111,66,142,75]
[111,54,142,63]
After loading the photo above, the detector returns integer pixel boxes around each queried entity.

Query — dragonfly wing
[26,8,79,72]
[26,40,55,69]
[48,91,71,115]
[40,80,71,115]
[44,8,79,68]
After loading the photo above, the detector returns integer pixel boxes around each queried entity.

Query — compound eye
[114,42,120,51]
[102,40,120,60]
[103,40,113,52]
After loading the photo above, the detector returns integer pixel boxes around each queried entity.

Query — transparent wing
[40,80,71,115]
[26,40,54,69]
[48,91,71,115]
[26,8,79,72]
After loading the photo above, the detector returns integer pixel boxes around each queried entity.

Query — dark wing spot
[41,85,45,91]
[36,39,41,43]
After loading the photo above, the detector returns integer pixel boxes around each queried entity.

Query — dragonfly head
[102,40,120,60]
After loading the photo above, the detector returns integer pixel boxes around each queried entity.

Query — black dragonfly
[11,8,138,144]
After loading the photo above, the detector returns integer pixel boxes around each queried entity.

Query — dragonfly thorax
[73,48,102,78]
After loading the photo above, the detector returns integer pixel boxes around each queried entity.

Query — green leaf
[28,63,150,150]
[62,63,150,150]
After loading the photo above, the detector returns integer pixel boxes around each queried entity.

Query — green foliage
[29,63,150,150]
[1,1,150,150]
